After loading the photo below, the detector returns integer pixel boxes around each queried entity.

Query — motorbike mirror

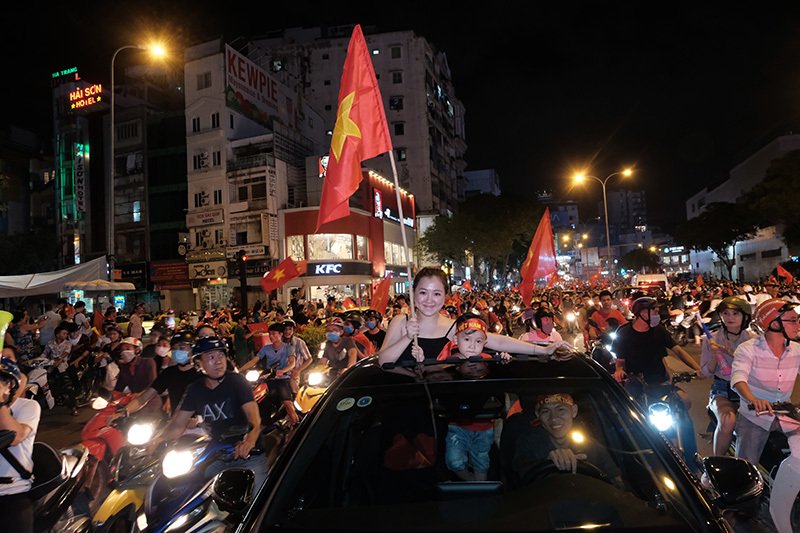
[702,456,763,509]
[0,429,16,450]
[212,467,255,513]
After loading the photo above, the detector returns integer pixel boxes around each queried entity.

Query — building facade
[463,169,501,197]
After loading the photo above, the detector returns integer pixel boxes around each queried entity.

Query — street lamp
[572,167,634,273]
[108,43,166,279]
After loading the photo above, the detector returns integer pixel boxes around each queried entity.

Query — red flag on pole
[261,257,303,293]
[371,277,392,314]
[519,208,557,305]
[316,25,392,231]
[462,279,472,292]
[342,297,356,310]
[777,265,794,283]
[696,275,704,287]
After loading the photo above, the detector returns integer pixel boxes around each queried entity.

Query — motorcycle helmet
[341,310,363,329]
[753,298,797,340]
[191,336,228,360]
[170,330,196,346]
[631,297,658,317]
[0,357,21,407]
[533,304,555,329]
[364,309,383,322]
[326,317,345,329]
[716,296,752,329]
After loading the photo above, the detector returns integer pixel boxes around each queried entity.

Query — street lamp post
[573,168,633,274]
[108,44,166,280]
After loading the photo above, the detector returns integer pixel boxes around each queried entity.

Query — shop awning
[0,256,108,298]
[62,279,136,292]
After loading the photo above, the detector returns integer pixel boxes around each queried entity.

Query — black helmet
[534,304,555,329]
[444,306,458,316]
[0,357,21,407]
[170,330,196,346]
[631,297,658,317]
[192,336,227,360]
[364,309,383,322]
[342,310,363,329]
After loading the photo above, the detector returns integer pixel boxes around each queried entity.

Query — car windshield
[259,363,706,531]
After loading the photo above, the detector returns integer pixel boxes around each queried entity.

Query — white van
[633,273,670,293]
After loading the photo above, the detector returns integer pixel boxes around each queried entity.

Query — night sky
[6,2,800,230]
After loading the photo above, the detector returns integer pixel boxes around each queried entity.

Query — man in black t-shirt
[154,336,267,490]
[363,310,387,351]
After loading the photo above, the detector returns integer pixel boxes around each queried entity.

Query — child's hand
[411,343,424,362]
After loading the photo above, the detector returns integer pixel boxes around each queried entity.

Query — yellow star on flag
[330,92,362,161]
[271,268,285,281]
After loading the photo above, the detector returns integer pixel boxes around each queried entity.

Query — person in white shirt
[518,305,563,344]
[0,356,41,532]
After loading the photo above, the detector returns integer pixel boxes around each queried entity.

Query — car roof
[335,355,607,390]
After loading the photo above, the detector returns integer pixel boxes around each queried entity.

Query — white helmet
[743,284,754,293]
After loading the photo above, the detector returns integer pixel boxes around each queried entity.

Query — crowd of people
[1,270,800,530]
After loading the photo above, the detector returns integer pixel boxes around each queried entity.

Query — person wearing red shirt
[589,290,627,337]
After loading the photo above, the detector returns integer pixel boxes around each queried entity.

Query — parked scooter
[0,429,90,532]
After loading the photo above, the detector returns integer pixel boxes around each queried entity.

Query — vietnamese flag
[696,275,704,287]
[371,277,392,315]
[316,25,392,231]
[462,280,472,292]
[519,208,557,305]
[343,297,357,310]
[261,257,303,293]
[777,265,794,283]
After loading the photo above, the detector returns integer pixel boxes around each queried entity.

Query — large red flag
[462,279,472,292]
[777,264,794,283]
[316,25,392,231]
[261,257,302,293]
[520,208,557,305]
[371,277,392,314]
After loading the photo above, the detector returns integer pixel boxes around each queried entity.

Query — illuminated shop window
[308,233,353,260]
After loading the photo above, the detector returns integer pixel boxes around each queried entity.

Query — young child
[428,316,508,481]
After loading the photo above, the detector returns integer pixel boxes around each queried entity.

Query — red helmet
[753,298,795,331]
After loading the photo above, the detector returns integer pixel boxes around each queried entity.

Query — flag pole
[387,151,416,317]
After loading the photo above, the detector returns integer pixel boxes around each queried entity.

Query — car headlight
[566,312,576,322]
[648,402,674,432]
[127,422,155,446]
[245,370,260,382]
[163,449,196,479]
[307,371,324,387]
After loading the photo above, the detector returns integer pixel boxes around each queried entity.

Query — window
[116,121,140,142]
[391,46,402,59]
[762,248,783,259]
[356,235,369,261]
[132,201,141,223]
[395,148,407,161]
[393,122,405,136]
[392,71,403,84]
[211,112,220,128]
[235,231,247,246]
[215,229,225,245]
[238,186,248,201]
[252,183,267,199]
[324,80,331,86]
[230,114,234,129]
[287,235,305,261]
[213,151,221,166]
[389,96,404,111]
[739,253,756,261]
[194,192,208,208]
[192,117,200,132]
[372,49,380,55]
[307,234,353,260]
[213,190,223,205]
[197,72,212,90]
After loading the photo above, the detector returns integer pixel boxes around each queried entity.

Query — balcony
[228,153,275,172]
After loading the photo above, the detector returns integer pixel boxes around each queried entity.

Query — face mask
[155,346,170,357]
[649,312,661,327]
[120,350,136,363]
[344,326,354,335]
[172,349,190,365]
[366,320,377,330]
[326,332,340,343]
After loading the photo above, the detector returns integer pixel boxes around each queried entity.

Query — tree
[620,249,660,272]
[741,149,800,250]
[674,202,759,280]
[0,229,59,275]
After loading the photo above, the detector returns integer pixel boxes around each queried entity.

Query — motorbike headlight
[91,397,109,410]
[512,306,520,313]
[566,312,576,322]
[127,422,155,446]
[163,449,196,479]
[609,331,617,340]
[307,372,324,387]
[648,402,674,432]
[245,370,260,383]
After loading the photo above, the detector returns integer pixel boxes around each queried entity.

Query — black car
[197,355,763,532]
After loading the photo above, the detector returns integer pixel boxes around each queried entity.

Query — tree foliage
[0,229,59,275]
[741,149,800,250]
[674,202,758,279]
[620,249,660,272]
[418,194,544,278]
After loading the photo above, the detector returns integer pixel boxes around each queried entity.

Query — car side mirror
[702,456,763,509]
[212,468,255,513]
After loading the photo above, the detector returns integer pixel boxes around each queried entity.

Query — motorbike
[295,365,335,415]
[626,371,699,469]
[0,429,90,532]
[22,357,55,410]
[245,364,302,429]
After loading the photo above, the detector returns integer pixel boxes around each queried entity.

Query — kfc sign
[305,262,372,277]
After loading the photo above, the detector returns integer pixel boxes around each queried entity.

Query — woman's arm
[377,314,415,365]
[485,333,570,357]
